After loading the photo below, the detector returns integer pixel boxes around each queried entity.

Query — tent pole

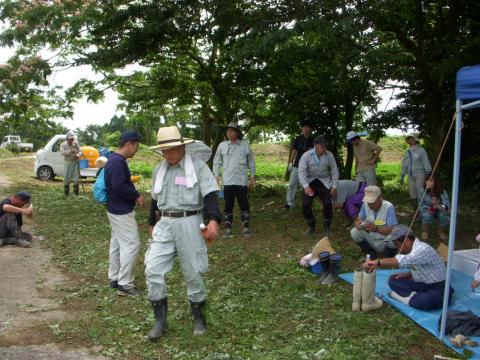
[439,100,462,340]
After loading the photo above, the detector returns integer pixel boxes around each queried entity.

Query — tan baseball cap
[363,185,382,203]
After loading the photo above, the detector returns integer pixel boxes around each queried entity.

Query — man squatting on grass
[104,130,145,296]
[364,224,453,310]
[0,191,33,247]
[145,126,221,340]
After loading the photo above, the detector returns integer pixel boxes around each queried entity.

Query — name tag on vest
[175,176,187,186]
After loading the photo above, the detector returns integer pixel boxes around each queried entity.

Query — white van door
[50,138,65,176]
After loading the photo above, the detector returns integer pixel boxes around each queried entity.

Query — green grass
[3,139,476,359]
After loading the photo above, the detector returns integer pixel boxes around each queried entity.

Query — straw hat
[149,126,194,151]
[311,237,336,259]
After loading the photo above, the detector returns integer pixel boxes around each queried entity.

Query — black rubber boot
[321,254,342,285]
[190,301,207,336]
[306,218,316,234]
[73,184,79,195]
[64,184,70,197]
[356,240,377,259]
[323,219,332,234]
[148,298,168,340]
[315,251,330,284]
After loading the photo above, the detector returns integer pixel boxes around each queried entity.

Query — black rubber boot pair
[64,184,70,197]
[316,254,342,285]
[148,299,207,340]
[148,298,168,340]
[357,240,378,259]
[73,184,79,195]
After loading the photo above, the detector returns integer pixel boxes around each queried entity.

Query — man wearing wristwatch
[363,224,453,310]
[350,185,398,258]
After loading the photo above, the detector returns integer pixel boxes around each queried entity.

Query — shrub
[6,142,20,154]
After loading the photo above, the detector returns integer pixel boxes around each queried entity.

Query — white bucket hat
[406,132,420,142]
[149,126,194,151]
[66,131,75,139]
[95,156,108,169]
[346,131,359,142]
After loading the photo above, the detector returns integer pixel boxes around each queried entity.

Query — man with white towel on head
[145,125,221,341]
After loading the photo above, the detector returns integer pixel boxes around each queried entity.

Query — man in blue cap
[104,129,145,296]
[0,191,33,247]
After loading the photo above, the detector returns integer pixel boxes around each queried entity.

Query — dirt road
[0,171,106,359]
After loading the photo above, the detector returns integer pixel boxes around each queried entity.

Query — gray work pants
[64,160,79,185]
[145,214,208,303]
[350,227,395,254]
[407,172,427,203]
[107,211,140,289]
[285,166,300,207]
[355,167,376,186]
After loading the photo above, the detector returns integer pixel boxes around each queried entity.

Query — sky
[1,46,404,134]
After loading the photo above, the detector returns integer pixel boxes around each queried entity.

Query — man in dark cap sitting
[0,191,33,247]
[298,136,339,234]
[363,224,453,310]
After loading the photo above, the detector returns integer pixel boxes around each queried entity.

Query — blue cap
[390,224,415,241]
[120,129,141,143]
[16,191,31,203]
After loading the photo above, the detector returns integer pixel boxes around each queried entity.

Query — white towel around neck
[153,152,198,194]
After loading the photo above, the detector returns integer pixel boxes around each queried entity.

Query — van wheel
[37,166,54,180]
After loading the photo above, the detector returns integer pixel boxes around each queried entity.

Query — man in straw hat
[346,130,382,186]
[363,224,453,310]
[350,185,398,258]
[104,130,144,296]
[60,130,83,196]
[213,122,256,238]
[146,125,221,340]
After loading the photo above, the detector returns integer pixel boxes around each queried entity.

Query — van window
[2,137,7,143]
[52,140,63,152]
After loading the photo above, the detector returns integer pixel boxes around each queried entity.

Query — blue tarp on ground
[456,65,480,101]
[340,269,480,357]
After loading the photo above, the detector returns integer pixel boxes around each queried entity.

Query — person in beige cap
[146,126,221,340]
[213,122,256,238]
[346,130,382,186]
[350,185,398,258]
[400,133,432,211]
[60,131,82,196]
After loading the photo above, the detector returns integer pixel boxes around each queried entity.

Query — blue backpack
[93,168,108,204]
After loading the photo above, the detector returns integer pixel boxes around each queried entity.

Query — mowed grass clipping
[7,138,475,360]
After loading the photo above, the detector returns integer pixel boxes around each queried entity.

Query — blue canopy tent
[439,65,480,339]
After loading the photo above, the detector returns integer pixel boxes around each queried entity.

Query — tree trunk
[343,101,355,179]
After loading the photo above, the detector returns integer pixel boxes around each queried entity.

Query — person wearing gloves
[60,131,83,196]
[104,130,144,296]
[0,191,33,247]
[346,131,382,186]
[333,179,366,222]
[298,136,339,234]
[284,120,314,209]
[350,185,398,258]
[146,126,221,340]
[213,122,256,238]
[364,224,453,310]
[400,133,432,210]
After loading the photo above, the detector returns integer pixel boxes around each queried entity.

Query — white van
[34,135,98,180]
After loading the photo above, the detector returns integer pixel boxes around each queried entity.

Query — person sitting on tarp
[350,185,398,259]
[364,224,453,311]
[0,191,33,247]
[333,180,366,222]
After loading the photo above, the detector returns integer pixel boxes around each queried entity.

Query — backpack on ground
[93,168,108,204]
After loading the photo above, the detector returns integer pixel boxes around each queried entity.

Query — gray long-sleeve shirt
[298,149,339,190]
[213,139,256,186]
[60,141,81,161]
[401,145,432,179]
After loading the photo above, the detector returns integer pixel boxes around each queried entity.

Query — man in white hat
[146,126,221,340]
[350,185,398,258]
[400,133,431,210]
[346,130,382,186]
[213,122,256,238]
[60,131,82,196]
